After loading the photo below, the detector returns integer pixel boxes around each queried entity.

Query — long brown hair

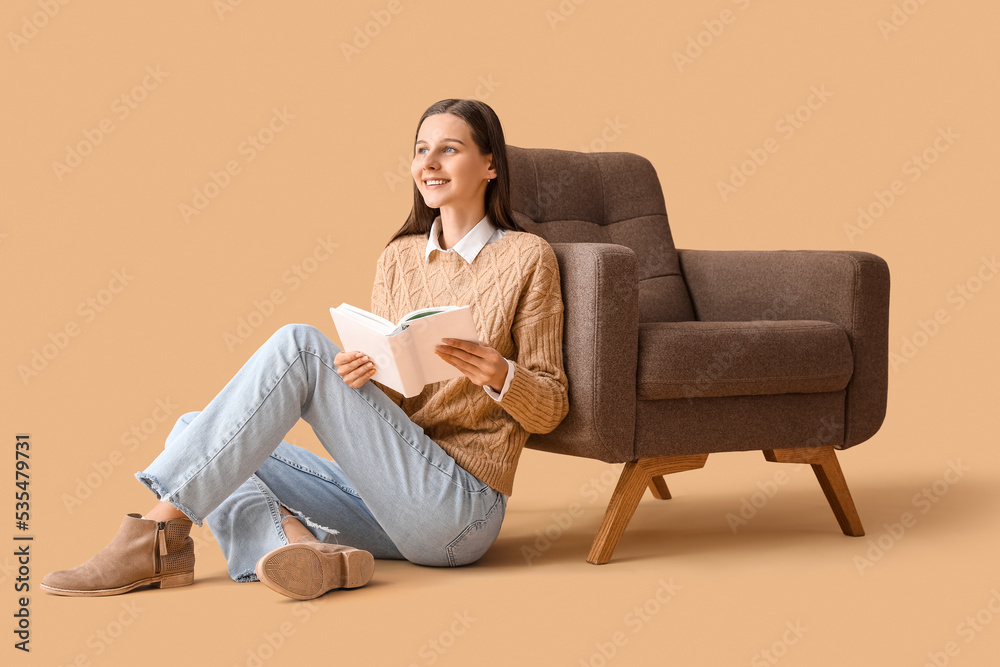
[385,99,523,248]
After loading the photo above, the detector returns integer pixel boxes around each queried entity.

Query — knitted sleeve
[497,240,570,433]
[369,247,405,408]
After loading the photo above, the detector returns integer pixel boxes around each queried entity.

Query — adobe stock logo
[890,254,997,373]
[578,117,627,153]
[716,85,833,202]
[852,459,969,575]
[843,126,959,243]
[51,66,169,182]
[920,590,1000,667]
[750,620,809,667]
[577,579,682,667]
[545,0,588,30]
[18,268,135,385]
[877,0,932,41]
[339,0,418,63]
[404,610,477,667]
[62,398,179,514]
[223,236,339,351]
[7,0,72,54]
[179,107,294,222]
[672,0,755,72]
[214,0,246,21]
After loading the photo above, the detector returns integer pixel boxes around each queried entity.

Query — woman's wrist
[487,358,514,395]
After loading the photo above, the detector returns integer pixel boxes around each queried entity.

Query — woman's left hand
[435,338,508,392]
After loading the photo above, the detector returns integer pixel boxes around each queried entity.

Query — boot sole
[255,544,374,600]
[39,571,194,597]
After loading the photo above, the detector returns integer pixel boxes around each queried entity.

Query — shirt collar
[424,214,500,264]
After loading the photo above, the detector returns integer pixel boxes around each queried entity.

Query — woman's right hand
[335,350,377,388]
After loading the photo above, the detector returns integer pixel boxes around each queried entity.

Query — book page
[399,306,480,386]
[331,304,480,398]
[402,305,460,322]
[330,308,406,392]
[333,303,395,334]
[387,305,462,336]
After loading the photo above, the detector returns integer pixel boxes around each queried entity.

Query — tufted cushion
[507,146,695,323]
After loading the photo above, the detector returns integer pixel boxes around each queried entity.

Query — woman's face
[411,113,495,214]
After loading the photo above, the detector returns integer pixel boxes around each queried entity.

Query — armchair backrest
[506,145,694,322]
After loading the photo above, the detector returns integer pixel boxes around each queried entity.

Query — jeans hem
[234,568,259,583]
[133,470,205,527]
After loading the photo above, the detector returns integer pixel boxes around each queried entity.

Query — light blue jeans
[135,323,508,582]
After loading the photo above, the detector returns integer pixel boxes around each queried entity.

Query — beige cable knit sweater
[370,230,569,495]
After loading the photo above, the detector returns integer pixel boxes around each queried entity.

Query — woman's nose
[417,151,438,170]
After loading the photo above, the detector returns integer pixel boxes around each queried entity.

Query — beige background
[3,1,999,665]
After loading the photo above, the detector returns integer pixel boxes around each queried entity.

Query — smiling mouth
[423,179,450,188]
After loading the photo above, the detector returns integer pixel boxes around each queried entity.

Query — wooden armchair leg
[762,446,864,537]
[587,454,709,564]
[648,476,671,499]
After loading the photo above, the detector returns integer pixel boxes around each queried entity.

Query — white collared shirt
[424,214,507,265]
[424,214,515,402]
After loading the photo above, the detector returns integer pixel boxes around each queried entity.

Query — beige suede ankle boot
[41,513,195,596]
[255,534,374,600]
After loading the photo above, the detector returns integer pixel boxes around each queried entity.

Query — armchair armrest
[676,249,890,448]
[526,243,638,462]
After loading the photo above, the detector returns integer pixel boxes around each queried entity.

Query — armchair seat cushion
[636,320,854,400]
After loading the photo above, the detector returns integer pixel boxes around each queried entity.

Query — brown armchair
[507,145,890,564]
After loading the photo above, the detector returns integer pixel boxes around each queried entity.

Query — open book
[329,303,480,398]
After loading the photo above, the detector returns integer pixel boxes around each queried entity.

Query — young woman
[41,98,569,601]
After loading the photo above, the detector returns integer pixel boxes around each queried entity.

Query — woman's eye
[415,146,457,155]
